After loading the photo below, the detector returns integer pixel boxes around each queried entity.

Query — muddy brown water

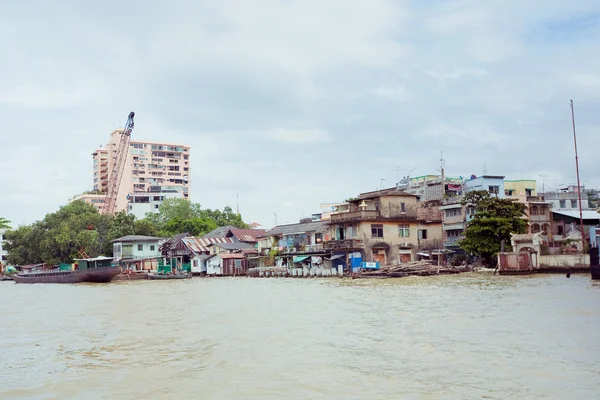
[1,273,599,399]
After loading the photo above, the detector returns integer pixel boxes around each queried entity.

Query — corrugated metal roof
[220,253,245,259]
[552,210,600,220]
[112,235,163,242]
[182,237,233,253]
[202,226,267,242]
[212,242,255,250]
[262,220,329,237]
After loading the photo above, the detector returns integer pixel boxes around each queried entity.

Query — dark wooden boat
[148,272,192,280]
[13,257,120,284]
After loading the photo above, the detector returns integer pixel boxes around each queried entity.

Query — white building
[112,235,164,261]
[0,229,8,264]
[126,191,184,219]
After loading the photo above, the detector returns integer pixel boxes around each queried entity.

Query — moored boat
[113,271,149,281]
[13,257,120,284]
[148,272,192,280]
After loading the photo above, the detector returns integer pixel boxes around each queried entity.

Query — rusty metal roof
[182,237,233,253]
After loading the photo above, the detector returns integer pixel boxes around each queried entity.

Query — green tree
[147,198,203,228]
[5,201,110,265]
[0,217,11,230]
[134,219,160,237]
[460,190,528,265]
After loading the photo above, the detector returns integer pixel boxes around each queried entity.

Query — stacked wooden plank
[359,260,461,277]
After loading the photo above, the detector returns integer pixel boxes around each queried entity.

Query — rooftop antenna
[394,165,400,187]
[483,163,488,175]
[570,99,585,251]
[539,175,548,194]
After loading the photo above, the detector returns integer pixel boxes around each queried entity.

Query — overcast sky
[1,1,600,228]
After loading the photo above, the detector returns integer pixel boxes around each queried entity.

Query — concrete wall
[539,254,589,271]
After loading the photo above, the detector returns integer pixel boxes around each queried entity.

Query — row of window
[369,224,427,239]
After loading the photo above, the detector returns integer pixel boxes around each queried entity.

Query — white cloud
[1,0,600,228]
[262,128,332,145]
[372,85,414,102]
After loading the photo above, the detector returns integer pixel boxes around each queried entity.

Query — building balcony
[529,214,551,222]
[280,244,325,254]
[444,236,463,247]
[325,239,364,250]
[330,208,418,223]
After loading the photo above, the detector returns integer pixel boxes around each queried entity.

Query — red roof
[231,228,267,242]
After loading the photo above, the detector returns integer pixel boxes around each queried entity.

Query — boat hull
[13,266,122,284]
[148,273,192,280]
[113,272,149,281]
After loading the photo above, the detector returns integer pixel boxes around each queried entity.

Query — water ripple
[1,274,599,399]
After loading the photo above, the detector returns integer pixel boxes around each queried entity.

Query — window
[418,229,428,239]
[557,225,564,235]
[559,200,566,208]
[137,244,143,251]
[371,224,384,238]
[398,224,410,237]
[445,209,462,217]
[193,260,198,267]
[571,200,578,208]
[488,185,500,195]
[150,245,155,251]
[505,189,515,196]
[525,189,533,197]
[346,226,357,238]
[531,206,539,215]
[400,202,406,212]
[234,260,242,268]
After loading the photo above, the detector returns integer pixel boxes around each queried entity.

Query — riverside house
[112,235,164,270]
[257,219,330,269]
[327,188,443,268]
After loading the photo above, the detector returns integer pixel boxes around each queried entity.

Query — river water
[1,273,599,400]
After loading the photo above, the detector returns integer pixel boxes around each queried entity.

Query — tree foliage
[4,198,249,265]
[0,217,11,230]
[460,190,528,265]
[146,199,248,236]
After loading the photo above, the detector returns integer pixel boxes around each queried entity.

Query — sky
[1,0,600,229]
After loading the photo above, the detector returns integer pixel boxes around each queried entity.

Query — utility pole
[440,151,445,199]
[570,100,586,252]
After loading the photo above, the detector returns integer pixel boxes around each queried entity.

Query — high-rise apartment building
[72,129,191,214]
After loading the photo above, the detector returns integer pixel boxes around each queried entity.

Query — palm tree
[0,217,11,230]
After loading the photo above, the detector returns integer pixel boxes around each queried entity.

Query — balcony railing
[330,210,378,222]
[444,236,463,247]
[330,208,419,222]
[529,214,551,222]
[325,239,364,250]
[280,244,325,253]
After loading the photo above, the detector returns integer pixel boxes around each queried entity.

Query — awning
[293,255,310,263]
[417,252,430,257]
[329,254,345,261]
